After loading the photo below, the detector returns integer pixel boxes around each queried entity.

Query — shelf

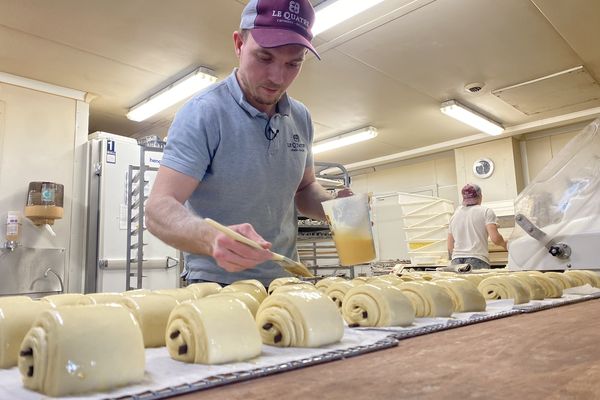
[297,161,347,271]
[298,225,330,230]
[297,235,333,242]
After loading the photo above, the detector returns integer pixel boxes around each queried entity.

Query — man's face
[234,31,306,114]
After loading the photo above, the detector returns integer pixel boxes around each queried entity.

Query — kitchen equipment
[322,194,376,266]
[84,132,179,292]
[508,118,600,271]
[204,218,314,278]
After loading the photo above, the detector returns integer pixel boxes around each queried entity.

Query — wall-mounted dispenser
[24,182,64,226]
[3,211,21,251]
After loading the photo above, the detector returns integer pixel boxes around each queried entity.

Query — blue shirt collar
[226,69,291,119]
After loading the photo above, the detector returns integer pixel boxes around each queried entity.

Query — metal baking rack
[106,337,398,400]
[125,140,165,291]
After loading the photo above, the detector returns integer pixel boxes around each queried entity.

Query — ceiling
[1,0,600,169]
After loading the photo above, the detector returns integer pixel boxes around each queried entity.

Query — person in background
[145,0,351,288]
[447,184,506,269]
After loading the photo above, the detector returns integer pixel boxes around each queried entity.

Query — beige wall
[350,124,584,203]
[0,80,88,295]
[454,137,524,202]
[351,152,457,203]
[523,130,579,182]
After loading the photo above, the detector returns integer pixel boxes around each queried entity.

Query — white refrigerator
[84,132,179,293]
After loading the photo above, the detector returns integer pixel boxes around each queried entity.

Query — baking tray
[115,293,600,399]
[108,336,398,400]
[385,309,522,341]
[513,292,600,313]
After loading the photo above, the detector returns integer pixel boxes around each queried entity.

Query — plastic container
[5,211,21,242]
[404,225,449,241]
[398,193,454,215]
[407,240,447,252]
[402,212,454,228]
[322,194,376,266]
[409,253,449,265]
[398,192,454,265]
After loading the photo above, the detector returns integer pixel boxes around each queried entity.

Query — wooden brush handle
[204,218,264,250]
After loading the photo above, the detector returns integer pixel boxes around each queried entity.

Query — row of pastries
[0,279,343,396]
[1,269,597,396]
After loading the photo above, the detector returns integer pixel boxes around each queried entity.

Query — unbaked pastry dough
[207,291,261,317]
[456,274,487,287]
[0,301,53,368]
[256,290,344,347]
[165,297,261,364]
[369,274,405,286]
[477,276,530,304]
[124,288,151,295]
[543,272,574,290]
[121,293,179,347]
[325,280,362,310]
[342,283,414,327]
[0,296,33,305]
[397,275,424,282]
[508,273,546,300]
[234,279,267,292]
[185,282,222,299]
[562,270,600,287]
[397,281,454,317]
[41,293,93,307]
[409,272,436,281]
[153,288,197,303]
[315,277,345,292]
[85,292,125,304]
[221,281,267,304]
[525,273,562,298]
[433,278,486,312]
[567,270,600,287]
[267,277,302,295]
[561,271,586,287]
[270,282,317,295]
[18,304,145,397]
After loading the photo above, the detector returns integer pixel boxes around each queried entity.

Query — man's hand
[210,223,273,272]
[335,187,354,198]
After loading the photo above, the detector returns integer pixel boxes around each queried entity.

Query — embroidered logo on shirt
[287,133,306,152]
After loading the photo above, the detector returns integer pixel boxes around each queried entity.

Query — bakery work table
[174,299,600,400]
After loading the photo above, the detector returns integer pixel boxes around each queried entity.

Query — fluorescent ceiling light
[313,126,378,154]
[127,67,218,122]
[313,0,385,36]
[440,100,504,136]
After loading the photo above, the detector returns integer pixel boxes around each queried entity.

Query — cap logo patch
[289,1,300,14]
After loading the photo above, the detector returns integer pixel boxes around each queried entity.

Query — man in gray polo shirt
[146,0,349,288]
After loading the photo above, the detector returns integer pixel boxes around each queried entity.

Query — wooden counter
[174,299,600,400]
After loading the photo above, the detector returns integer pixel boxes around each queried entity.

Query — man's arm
[447,233,455,259]
[145,166,273,272]
[294,166,336,220]
[486,223,507,250]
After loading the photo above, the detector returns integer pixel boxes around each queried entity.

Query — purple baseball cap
[461,183,482,206]
[240,0,320,59]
